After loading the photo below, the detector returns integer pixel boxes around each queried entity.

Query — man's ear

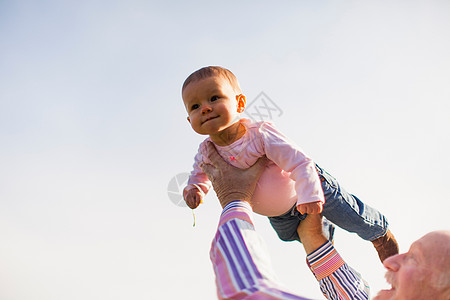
[236,94,246,113]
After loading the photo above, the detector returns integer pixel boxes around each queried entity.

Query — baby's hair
[182,66,242,94]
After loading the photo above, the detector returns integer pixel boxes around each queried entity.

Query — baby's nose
[201,106,212,114]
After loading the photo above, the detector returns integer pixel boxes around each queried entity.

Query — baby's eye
[210,96,219,102]
[191,104,199,110]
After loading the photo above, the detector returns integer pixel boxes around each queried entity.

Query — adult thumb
[200,162,216,178]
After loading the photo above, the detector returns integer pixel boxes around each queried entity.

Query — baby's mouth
[202,116,219,124]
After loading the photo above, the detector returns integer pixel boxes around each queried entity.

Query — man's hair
[182,66,242,93]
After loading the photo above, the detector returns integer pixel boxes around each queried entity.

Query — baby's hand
[297,201,323,215]
[184,188,203,209]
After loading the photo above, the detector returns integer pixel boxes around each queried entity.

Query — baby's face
[183,75,242,136]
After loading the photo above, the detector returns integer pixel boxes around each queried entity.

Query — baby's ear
[236,94,246,113]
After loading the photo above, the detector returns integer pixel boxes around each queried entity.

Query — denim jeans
[268,164,388,243]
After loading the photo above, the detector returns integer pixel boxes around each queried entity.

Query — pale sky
[1,1,449,299]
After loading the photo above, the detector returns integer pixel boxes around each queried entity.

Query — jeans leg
[269,205,336,243]
[268,206,303,242]
[322,216,335,242]
[317,165,388,241]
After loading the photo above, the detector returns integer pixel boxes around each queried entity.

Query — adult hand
[201,141,268,208]
[297,214,328,254]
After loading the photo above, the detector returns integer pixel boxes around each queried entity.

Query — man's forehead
[414,231,450,265]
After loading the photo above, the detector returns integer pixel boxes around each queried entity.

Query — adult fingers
[249,155,269,176]
[305,213,323,226]
[205,141,227,168]
[200,162,217,178]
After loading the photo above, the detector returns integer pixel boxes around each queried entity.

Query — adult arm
[299,214,371,299]
[204,142,370,299]
[210,201,313,300]
[211,202,370,300]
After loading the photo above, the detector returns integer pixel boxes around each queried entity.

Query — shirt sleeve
[183,147,212,199]
[307,241,370,300]
[210,201,312,300]
[259,122,324,205]
[211,201,369,299]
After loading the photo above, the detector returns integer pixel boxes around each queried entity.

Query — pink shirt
[184,119,324,217]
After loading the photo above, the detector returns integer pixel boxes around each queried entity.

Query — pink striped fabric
[209,201,370,299]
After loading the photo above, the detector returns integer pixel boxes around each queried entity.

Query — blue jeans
[268,164,388,243]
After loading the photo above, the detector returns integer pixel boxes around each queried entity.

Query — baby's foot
[371,229,399,262]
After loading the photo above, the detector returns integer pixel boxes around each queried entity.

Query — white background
[1,1,449,299]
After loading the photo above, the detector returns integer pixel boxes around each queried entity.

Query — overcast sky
[1,1,449,299]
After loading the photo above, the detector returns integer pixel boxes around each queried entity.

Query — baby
[182,66,398,262]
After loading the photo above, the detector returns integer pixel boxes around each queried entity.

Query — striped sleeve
[307,242,370,300]
[210,201,311,300]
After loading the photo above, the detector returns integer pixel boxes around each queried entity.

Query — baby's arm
[183,144,212,209]
[260,122,325,208]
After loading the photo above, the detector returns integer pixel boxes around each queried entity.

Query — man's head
[182,66,246,136]
[375,230,450,300]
